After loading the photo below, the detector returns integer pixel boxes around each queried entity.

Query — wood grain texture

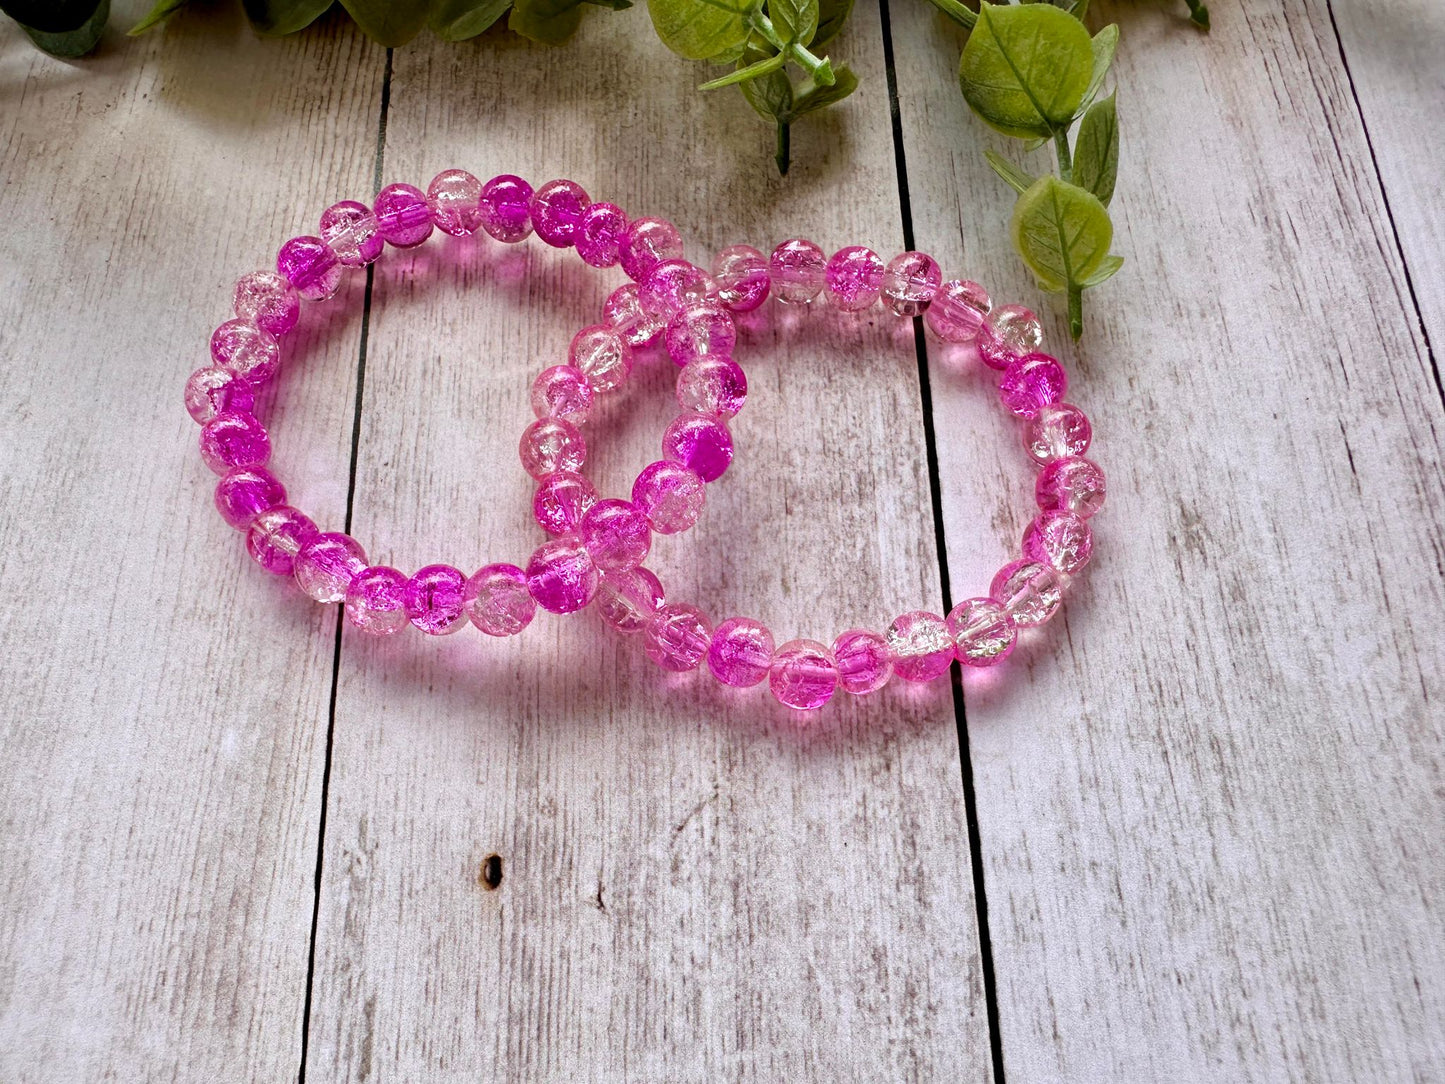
[0,12,383,1082]
[890,0,1445,1079]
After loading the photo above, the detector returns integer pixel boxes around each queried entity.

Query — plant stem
[1053,128,1073,183]
[1067,285,1083,340]
[748,11,835,84]
[775,120,791,175]
[920,0,977,29]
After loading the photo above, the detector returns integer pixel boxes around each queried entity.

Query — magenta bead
[770,639,839,709]
[665,303,735,365]
[885,610,954,682]
[526,536,600,614]
[214,466,285,529]
[569,324,633,393]
[999,353,1068,419]
[463,563,536,636]
[403,564,468,635]
[531,365,594,425]
[676,355,747,418]
[711,244,770,312]
[832,629,893,695]
[1024,403,1092,466]
[978,304,1044,370]
[925,280,991,343]
[643,603,711,671]
[707,617,775,688]
[374,183,434,248]
[185,366,254,424]
[1035,456,1106,518]
[632,460,705,534]
[1023,510,1093,575]
[320,200,384,267]
[210,319,280,385]
[619,216,685,282]
[602,282,665,348]
[479,175,534,244]
[426,169,485,237]
[595,567,664,633]
[881,251,942,317]
[199,411,270,475]
[233,270,300,337]
[580,499,652,572]
[990,559,1064,628]
[769,239,827,305]
[529,179,591,248]
[294,532,367,603]
[662,412,733,482]
[345,566,410,637]
[533,470,598,535]
[576,202,628,268]
[946,598,1016,667]
[642,259,717,317]
[277,235,343,301]
[825,246,885,313]
[519,417,587,479]
[245,505,317,576]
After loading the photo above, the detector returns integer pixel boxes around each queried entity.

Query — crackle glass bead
[770,640,838,709]
[295,532,367,603]
[526,535,599,614]
[712,244,770,312]
[463,563,536,637]
[214,466,285,529]
[1023,510,1093,575]
[533,470,598,535]
[200,411,270,474]
[595,567,664,633]
[925,279,991,343]
[632,460,705,534]
[644,603,711,671]
[531,365,594,424]
[374,183,434,248]
[577,202,628,268]
[602,282,665,348]
[185,366,254,424]
[999,353,1068,419]
[319,200,384,267]
[666,303,735,366]
[403,564,468,635]
[946,598,1016,668]
[676,355,746,419]
[569,325,633,393]
[881,251,942,317]
[479,174,534,244]
[277,235,343,301]
[1035,456,1106,518]
[530,179,591,247]
[619,216,685,282]
[345,566,409,637]
[233,270,300,337]
[832,629,893,695]
[978,304,1043,370]
[886,610,954,682]
[707,617,774,688]
[246,506,317,576]
[990,559,1064,628]
[580,499,651,572]
[519,417,586,480]
[426,169,484,237]
[769,238,827,305]
[662,412,733,482]
[1024,403,1092,466]
[210,319,280,385]
[825,246,884,313]
[642,259,717,317]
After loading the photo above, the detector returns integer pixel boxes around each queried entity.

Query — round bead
[569,324,633,393]
[426,169,485,236]
[769,238,827,305]
[1023,510,1093,575]
[643,603,711,671]
[320,200,384,266]
[373,182,434,248]
[214,466,285,529]
[1023,403,1092,466]
[676,355,747,419]
[711,244,770,312]
[665,303,735,366]
[925,280,991,343]
[345,566,410,637]
[990,559,1064,628]
[580,499,652,572]
[463,563,536,637]
[530,365,594,424]
[277,235,343,301]
[576,202,628,268]
[707,617,774,688]
[1035,456,1106,518]
[478,174,534,244]
[631,460,705,535]
[232,270,300,337]
[946,598,1016,667]
[602,282,665,348]
[619,216,685,282]
[403,564,468,635]
[530,179,591,247]
[662,412,733,482]
[210,319,280,385]
[532,470,598,535]
[199,411,270,475]
[832,629,893,695]
[519,417,587,479]
[245,506,317,576]
[294,532,367,603]
[526,535,600,614]
[978,304,1044,370]
[885,610,954,682]
[825,246,885,313]
[595,567,665,633]
[999,353,1068,419]
[185,366,254,424]
[642,260,717,318]
[881,251,943,316]
[770,640,839,710]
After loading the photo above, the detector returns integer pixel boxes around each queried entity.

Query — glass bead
[946,598,1016,668]
[999,353,1068,419]
[463,563,536,637]
[825,246,884,313]
[631,460,705,535]
[403,564,468,635]
[530,365,594,425]
[479,174,534,244]
[426,169,484,237]
[374,183,434,248]
[977,304,1043,370]
[530,178,591,248]
[320,200,384,266]
[886,610,954,682]
[576,202,628,268]
[245,506,317,576]
[210,319,280,385]
[602,282,665,348]
[532,470,598,536]
[519,417,587,480]
[345,566,410,637]
[707,617,774,688]
[185,366,254,424]
[642,260,717,318]
[1023,510,1093,575]
[924,279,991,343]
[643,603,711,671]
[595,567,664,633]
[662,412,733,482]
[1035,456,1106,518]
[580,499,652,572]
[232,270,300,337]
[665,303,735,366]
[619,216,685,282]
[277,236,343,301]
[769,238,827,305]
[676,355,747,419]
[526,535,600,614]
[295,532,367,603]
[770,639,839,710]
[990,559,1064,628]
[832,629,893,695]
[881,251,942,317]
[569,325,633,393]
[1023,403,1092,466]
[199,411,270,475]
[711,244,770,312]
[214,466,285,529]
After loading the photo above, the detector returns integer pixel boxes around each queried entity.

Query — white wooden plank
[891,0,1445,1078]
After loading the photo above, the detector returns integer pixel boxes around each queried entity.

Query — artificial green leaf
[1009,174,1112,292]
[1072,91,1117,205]
[958,2,1094,140]
[739,56,792,121]
[707,40,749,63]
[130,0,187,34]
[1079,23,1117,114]
[1072,0,1089,20]
[649,0,755,60]
[242,0,332,35]
[788,62,856,115]
[1,0,102,32]
[509,0,583,43]
[984,149,1036,195]
[920,0,975,30]
[340,0,431,45]
[770,0,817,45]
[1078,253,1123,287]
[700,48,786,90]
[429,0,509,38]
[811,0,850,47]
[1184,0,1209,29]
[17,0,107,53]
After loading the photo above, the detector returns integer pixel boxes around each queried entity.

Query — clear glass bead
[295,532,367,603]
[665,303,735,366]
[463,563,536,636]
[885,610,954,682]
[631,460,705,534]
[595,567,664,633]
[990,559,1064,628]
[345,566,410,637]
[769,238,827,305]
[569,325,633,393]
[580,499,652,572]
[1023,510,1093,575]
[426,168,484,237]
[880,251,942,317]
[602,282,665,348]
[977,304,1043,370]
[246,506,317,576]
[199,411,270,475]
[1023,403,1092,466]
[946,598,1016,667]
[1035,456,1106,518]
[185,366,254,424]
[711,244,770,312]
[532,470,598,536]
[676,355,747,418]
[530,365,594,425]
[644,603,711,671]
[924,279,991,343]
[232,270,300,336]
[210,319,279,385]
[320,200,384,267]
[619,217,685,282]
[519,417,587,479]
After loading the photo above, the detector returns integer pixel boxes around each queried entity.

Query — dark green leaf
[649,0,755,60]
[16,0,106,53]
[583,0,630,8]
[769,0,816,45]
[242,0,332,35]
[984,149,1036,195]
[1185,0,1209,29]
[1078,253,1123,287]
[1009,174,1112,292]
[788,61,856,115]
[1,0,101,32]
[1079,23,1117,113]
[429,0,509,38]
[1072,91,1117,205]
[958,3,1095,140]
[509,0,583,43]
[340,0,431,45]
[740,62,791,122]
[700,48,785,89]
[811,0,850,47]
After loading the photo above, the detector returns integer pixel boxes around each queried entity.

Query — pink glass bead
[662,412,733,483]
[602,282,665,348]
[519,417,587,480]
[345,566,409,637]
[526,535,600,614]
[881,251,943,317]
[886,610,954,682]
[576,202,628,268]
[642,259,717,317]
[946,598,1016,668]
[185,366,254,424]
[277,236,343,302]
[990,559,1064,628]
[569,325,633,393]
[210,319,280,385]
[1024,403,1092,466]
[832,629,893,695]
[232,270,300,336]
[199,411,270,475]
[643,603,711,671]
[294,532,367,603]
[619,216,685,282]
[711,244,770,312]
[632,460,705,534]
[479,174,534,244]
[676,355,747,419]
[245,505,317,576]
[533,470,598,535]
[529,179,591,248]
[665,303,735,366]
[1023,510,1093,575]
[580,499,651,572]
[999,353,1068,419]
[531,365,594,425]
[770,639,839,710]
[925,280,991,343]
[426,169,484,237]
[595,566,664,633]
[320,200,384,266]
[707,617,775,688]
[403,564,468,635]
[825,246,884,313]
[978,304,1044,370]
[463,563,536,636]
[374,183,434,248]
[214,466,285,529]
[769,239,827,305]
[1035,456,1106,518]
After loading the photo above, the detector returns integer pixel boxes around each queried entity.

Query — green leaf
[1,0,102,32]
[584,0,631,8]
[958,3,1096,140]
[648,0,755,60]
[984,149,1036,195]
[15,0,107,53]
[700,48,785,89]
[429,0,510,38]
[1072,91,1117,205]
[130,0,187,33]
[788,61,856,115]
[920,0,975,30]
[509,0,584,42]
[769,0,817,44]
[1079,23,1117,113]
[811,0,850,47]
[1009,174,1112,293]
[241,0,332,35]
[739,54,792,121]
[1184,0,1209,29]
[340,0,431,45]
[1078,253,1123,287]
